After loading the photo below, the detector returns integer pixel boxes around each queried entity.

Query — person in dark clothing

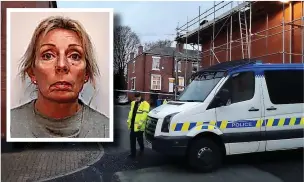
[127,92,150,158]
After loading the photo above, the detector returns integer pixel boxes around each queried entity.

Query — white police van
[145,59,304,172]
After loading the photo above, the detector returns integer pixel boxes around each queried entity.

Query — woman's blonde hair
[19,16,100,87]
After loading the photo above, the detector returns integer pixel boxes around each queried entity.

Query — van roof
[194,59,303,77]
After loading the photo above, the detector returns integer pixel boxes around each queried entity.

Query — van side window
[206,71,255,109]
[225,71,255,104]
[264,70,304,104]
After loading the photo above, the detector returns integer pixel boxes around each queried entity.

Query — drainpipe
[172,50,175,100]
[282,2,285,63]
[302,1,304,63]
[143,53,146,100]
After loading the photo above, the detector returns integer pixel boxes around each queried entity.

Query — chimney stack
[176,42,184,52]
[130,52,134,61]
[138,45,143,55]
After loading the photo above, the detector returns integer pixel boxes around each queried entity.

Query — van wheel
[188,138,222,172]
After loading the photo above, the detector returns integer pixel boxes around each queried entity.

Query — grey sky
[57,1,240,47]
[57,1,213,44]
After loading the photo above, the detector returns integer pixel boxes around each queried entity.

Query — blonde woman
[10,16,109,138]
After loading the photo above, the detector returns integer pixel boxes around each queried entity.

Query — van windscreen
[177,72,224,102]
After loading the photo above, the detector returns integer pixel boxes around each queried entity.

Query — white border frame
[6,8,114,142]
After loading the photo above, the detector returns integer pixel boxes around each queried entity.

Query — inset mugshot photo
[7,8,113,142]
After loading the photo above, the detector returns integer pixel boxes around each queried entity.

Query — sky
[57,1,239,47]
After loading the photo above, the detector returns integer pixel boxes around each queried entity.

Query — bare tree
[114,25,140,89]
[143,39,173,51]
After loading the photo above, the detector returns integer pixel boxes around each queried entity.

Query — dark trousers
[130,131,144,156]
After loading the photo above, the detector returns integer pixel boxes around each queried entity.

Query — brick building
[1,1,57,138]
[176,1,304,68]
[126,44,200,105]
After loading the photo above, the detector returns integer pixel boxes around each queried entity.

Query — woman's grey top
[10,99,109,138]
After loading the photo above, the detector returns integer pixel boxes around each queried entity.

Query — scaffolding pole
[200,21,301,56]
[175,57,177,100]
[249,2,252,58]
[176,1,303,68]
[282,2,285,63]
[266,14,269,60]
[204,25,302,57]
[230,1,233,61]
[198,6,200,71]
[178,1,226,33]
[210,37,212,66]
[212,1,216,65]
[226,24,229,61]
[289,2,292,63]
[301,1,304,63]
[185,16,188,87]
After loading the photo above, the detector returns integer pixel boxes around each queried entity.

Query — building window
[152,56,160,70]
[131,77,136,90]
[178,76,184,87]
[192,62,199,72]
[178,76,185,91]
[174,58,181,72]
[168,78,175,93]
[132,61,135,73]
[151,74,161,90]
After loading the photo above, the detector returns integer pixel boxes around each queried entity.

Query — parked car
[116,94,129,105]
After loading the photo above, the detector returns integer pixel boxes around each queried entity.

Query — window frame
[208,71,256,109]
[151,74,161,90]
[178,76,185,87]
[152,56,161,70]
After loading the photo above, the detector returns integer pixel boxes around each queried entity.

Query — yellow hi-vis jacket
[127,100,150,132]
[163,99,168,104]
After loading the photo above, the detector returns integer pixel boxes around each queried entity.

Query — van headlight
[161,112,179,133]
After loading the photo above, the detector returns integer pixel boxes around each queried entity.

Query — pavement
[1,104,303,182]
[1,142,104,182]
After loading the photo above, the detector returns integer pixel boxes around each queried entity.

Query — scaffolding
[175,1,304,88]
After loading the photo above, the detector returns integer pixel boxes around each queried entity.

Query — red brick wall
[201,1,303,68]
[126,53,196,102]
[127,54,144,101]
[1,1,54,138]
[144,55,174,92]
[177,60,196,85]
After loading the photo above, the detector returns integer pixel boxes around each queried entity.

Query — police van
[145,59,304,172]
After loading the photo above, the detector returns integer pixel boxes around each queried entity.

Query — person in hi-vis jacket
[127,92,150,158]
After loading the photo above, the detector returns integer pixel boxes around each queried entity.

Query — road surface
[48,104,303,182]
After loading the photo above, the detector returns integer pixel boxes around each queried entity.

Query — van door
[211,71,263,155]
[261,69,304,151]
